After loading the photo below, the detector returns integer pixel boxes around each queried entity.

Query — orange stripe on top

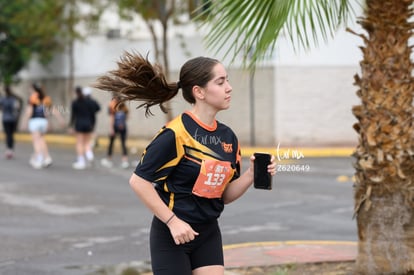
[109,99,129,114]
[185,110,217,131]
[29,93,40,105]
[42,96,52,107]
[29,93,52,106]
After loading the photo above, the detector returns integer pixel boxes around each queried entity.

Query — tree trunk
[67,40,75,103]
[351,0,414,274]
[66,0,76,108]
[161,20,173,122]
[147,22,160,60]
[147,20,173,122]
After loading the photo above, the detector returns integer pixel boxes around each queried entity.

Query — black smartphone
[253,153,272,190]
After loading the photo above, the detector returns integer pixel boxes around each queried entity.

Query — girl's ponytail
[95,51,179,116]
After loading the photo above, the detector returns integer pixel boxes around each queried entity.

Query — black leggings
[149,216,224,275]
[107,126,127,156]
[2,121,17,150]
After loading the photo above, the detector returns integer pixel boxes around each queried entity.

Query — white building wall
[12,6,367,148]
[275,66,359,147]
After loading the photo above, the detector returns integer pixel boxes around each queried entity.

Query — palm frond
[198,0,355,69]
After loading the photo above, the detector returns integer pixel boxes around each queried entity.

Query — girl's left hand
[268,155,277,176]
[249,154,277,176]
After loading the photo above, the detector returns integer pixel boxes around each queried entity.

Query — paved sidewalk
[223,240,357,269]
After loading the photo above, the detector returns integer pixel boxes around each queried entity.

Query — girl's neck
[188,108,216,128]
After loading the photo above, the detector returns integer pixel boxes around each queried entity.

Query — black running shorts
[149,216,224,275]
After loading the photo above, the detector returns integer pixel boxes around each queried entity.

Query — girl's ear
[192,85,205,100]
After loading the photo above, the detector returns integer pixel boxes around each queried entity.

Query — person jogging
[69,86,101,169]
[22,83,65,169]
[95,52,276,275]
[0,85,23,159]
[100,97,130,169]
[82,86,101,160]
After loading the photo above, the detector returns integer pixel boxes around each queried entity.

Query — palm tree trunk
[350,0,414,274]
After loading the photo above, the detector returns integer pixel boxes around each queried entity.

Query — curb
[2,133,355,158]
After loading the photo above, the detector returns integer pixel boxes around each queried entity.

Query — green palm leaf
[198,0,353,68]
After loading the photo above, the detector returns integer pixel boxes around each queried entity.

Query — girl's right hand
[167,216,199,245]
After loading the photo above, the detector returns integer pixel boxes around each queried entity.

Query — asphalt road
[0,141,357,275]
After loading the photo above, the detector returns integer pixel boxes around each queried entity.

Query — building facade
[13,11,363,148]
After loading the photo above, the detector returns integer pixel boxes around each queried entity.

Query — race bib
[192,159,234,199]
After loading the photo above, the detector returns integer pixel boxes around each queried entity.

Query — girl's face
[202,63,232,111]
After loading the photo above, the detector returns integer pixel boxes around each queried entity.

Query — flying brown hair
[94,51,220,117]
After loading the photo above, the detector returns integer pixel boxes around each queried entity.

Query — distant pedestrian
[100,97,129,169]
[69,86,101,169]
[0,85,23,159]
[82,86,101,158]
[22,83,65,169]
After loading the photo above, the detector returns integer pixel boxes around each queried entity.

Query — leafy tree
[0,0,64,86]
[0,0,104,101]
[0,36,26,86]
[199,0,351,68]
[199,0,414,274]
